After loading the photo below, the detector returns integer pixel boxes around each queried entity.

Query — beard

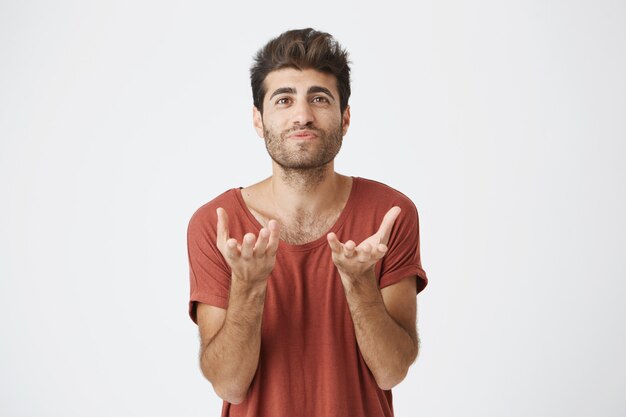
[263,120,344,171]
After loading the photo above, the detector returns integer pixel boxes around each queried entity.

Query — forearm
[201,278,267,403]
[341,270,418,390]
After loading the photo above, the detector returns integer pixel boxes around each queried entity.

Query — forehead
[263,68,338,97]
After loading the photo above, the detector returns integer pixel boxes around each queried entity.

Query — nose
[291,99,315,127]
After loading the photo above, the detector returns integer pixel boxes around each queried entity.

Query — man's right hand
[216,207,280,284]
[198,209,280,404]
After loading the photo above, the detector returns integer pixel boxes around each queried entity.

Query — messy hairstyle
[250,28,351,114]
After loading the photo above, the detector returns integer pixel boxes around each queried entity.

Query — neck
[268,161,346,217]
[277,164,329,192]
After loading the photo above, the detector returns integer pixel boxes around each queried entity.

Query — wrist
[339,272,381,306]
[338,267,377,288]
[230,274,268,299]
[341,273,385,316]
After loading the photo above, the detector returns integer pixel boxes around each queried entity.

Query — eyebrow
[268,86,336,101]
[307,86,335,100]
[269,87,296,100]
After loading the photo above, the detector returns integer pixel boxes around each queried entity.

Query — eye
[312,96,329,104]
[275,97,291,105]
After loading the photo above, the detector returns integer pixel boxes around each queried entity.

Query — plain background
[1,0,625,416]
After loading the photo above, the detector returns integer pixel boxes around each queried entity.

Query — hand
[216,207,280,284]
[327,206,401,283]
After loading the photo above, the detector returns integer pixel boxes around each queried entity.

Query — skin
[197,68,419,404]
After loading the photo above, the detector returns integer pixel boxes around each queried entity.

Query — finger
[377,206,401,245]
[225,238,239,259]
[343,240,356,258]
[254,228,269,257]
[240,233,256,259]
[327,232,343,253]
[216,208,230,249]
[266,220,280,256]
[357,243,372,263]
[372,243,388,260]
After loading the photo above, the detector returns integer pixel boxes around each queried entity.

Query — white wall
[1,1,624,416]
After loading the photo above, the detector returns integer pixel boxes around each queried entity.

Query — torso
[189,176,425,416]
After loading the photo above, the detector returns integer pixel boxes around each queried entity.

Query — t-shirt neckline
[232,176,360,252]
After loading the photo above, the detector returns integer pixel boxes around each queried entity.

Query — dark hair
[250,28,351,114]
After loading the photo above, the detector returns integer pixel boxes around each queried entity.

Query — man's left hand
[327,206,401,284]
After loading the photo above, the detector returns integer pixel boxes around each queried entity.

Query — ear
[341,105,351,136]
[252,106,264,138]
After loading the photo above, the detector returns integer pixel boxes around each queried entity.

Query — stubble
[263,122,344,190]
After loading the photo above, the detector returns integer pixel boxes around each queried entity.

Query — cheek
[261,110,282,127]
[324,111,343,129]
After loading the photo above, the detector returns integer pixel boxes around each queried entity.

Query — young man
[187,28,428,417]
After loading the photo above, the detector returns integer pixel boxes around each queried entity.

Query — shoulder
[188,188,239,230]
[354,177,418,214]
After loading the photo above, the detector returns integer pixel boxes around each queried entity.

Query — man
[187,28,428,417]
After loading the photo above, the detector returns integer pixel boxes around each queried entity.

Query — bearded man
[187,28,428,417]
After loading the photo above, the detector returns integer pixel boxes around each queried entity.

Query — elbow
[374,348,417,391]
[201,365,250,404]
[374,367,409,391]
[214,384,248,405]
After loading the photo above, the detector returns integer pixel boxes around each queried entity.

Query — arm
[341,274,418,390]
[197,208,279,404]
[197,279,266,404]
[327,206,419,390]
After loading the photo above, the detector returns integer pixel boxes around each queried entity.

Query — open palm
[327,206,401,280]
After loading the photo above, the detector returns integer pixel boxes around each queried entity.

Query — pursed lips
[287,130,318,140]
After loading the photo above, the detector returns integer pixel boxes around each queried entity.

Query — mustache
[283,125,322,135]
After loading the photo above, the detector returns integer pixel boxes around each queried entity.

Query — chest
[249,206,341,245]
[279,214,339,245]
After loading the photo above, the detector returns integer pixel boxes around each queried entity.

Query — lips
[287,130,318,140]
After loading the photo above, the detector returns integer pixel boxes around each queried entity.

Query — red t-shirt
[187,177,428,417]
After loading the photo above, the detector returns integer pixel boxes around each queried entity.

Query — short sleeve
[378,200,428,294]
[187,205,232,323]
